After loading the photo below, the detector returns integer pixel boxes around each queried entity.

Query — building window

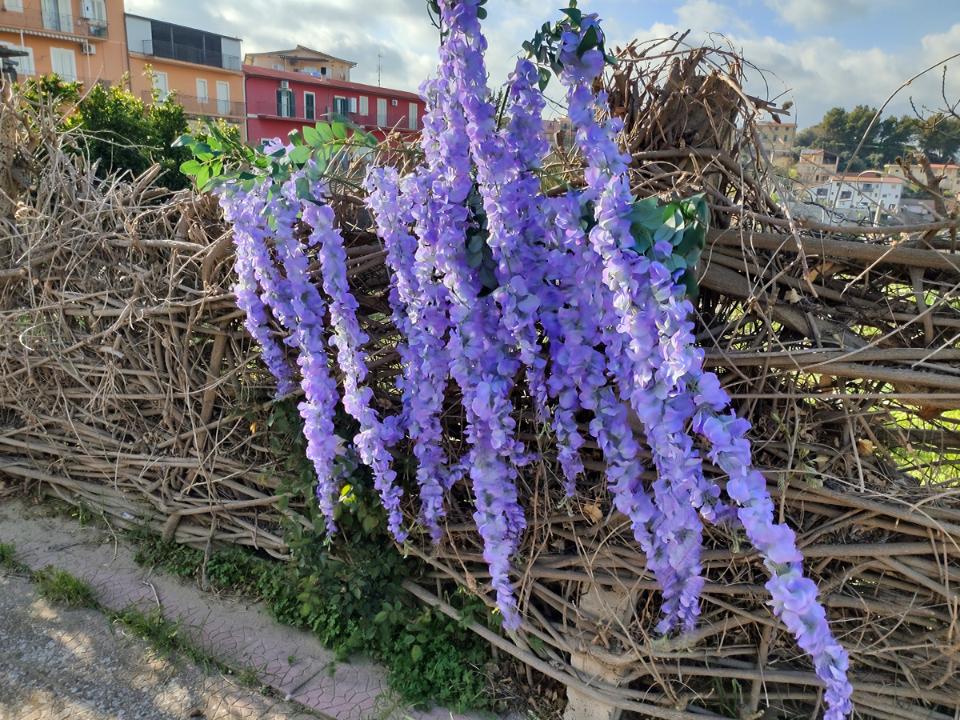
[358,95,368,116]
[80,0,107,24]
[377,97,387,126]
[304,91,315,121]
[196,78,208,104]
[277,84,295,117]
[216,80,230,115]
[0,42,33,76]
[151,70,169,99]
[408,101,418,130]
[42,0,73,32]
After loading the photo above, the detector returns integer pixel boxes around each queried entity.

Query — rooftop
[124,13,242,42]
[246,45,356,68]
[832,173,904,185]
[243,64,422,103]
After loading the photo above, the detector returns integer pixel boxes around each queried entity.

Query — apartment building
[810,171,904,214]
[125,13,244,129]
[883,161,960,196]
[244,63,424,145]
[0,0,127,85]
[756,120,796,168]
[244,45,354,81]
[796,148,839,187]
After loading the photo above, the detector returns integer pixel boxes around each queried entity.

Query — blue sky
[126,0,960,127]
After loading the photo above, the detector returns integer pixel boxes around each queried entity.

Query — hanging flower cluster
[213,1,852,716]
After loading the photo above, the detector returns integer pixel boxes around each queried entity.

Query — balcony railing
[140,40,241,72]
[0,6,108,38]
[246,101,418,131]
[141,90,244,117]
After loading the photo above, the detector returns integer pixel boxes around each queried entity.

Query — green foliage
[114,607,221,670]
[176,117,377,195]
[915,112,960,163]
[0,542,26,572]
[131,527,205,580]
[20,74,192,189]
[522,0,617,91]
[33,566,97,607]
[795,105,920,170]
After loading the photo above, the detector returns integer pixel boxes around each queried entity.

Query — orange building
[0,0,128,85]
[125,13,245,131]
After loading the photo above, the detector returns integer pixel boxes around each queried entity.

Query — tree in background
[915,112,960,163]
[20,74,192,190]
[796,105,920,171]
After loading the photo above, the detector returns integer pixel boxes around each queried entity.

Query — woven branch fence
[3,40,960,720]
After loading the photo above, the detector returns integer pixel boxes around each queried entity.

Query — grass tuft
[33,566,97,607]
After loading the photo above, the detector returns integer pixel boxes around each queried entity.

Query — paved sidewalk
[0,572,316,720]
[0,499,473,720]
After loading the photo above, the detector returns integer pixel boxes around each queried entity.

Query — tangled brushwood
[214,2,854,716]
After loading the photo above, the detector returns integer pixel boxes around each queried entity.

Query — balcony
[246,100,417,132]
[141,90,244,117]
[0,6,108,39]
[140,40,241,72]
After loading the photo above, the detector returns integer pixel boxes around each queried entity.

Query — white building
[810,171,904,217]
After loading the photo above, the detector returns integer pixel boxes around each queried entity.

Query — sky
[125,0,960,128]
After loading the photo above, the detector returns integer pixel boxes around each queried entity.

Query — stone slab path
[0,499,477,720]
[0,571,317,720]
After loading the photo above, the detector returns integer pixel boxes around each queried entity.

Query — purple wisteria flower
[556,15,852,718]
[221,178,342,532]
[218,185,296,398]
[301,182,407,543]
[218,6,852,715]
[365,165,450,542]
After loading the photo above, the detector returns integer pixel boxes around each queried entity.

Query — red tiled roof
[242,65,423,103]
[832,174,904,184]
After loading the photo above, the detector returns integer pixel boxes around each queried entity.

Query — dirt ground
[0,571,318,720]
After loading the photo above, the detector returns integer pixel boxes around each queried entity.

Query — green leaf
[560,7,582,25]
[316,123,334,142]
[577,25,599,57]
[538,67,551,92]
[196,165,210,190]
[288,145,313,164]
[179,159,202,176]
[303,125,322,146]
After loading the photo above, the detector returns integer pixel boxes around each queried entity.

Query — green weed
[33,566,97,607]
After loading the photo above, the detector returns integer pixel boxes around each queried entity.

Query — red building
[243,65,426,146]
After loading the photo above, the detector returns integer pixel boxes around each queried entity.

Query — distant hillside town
[755,110,960,225]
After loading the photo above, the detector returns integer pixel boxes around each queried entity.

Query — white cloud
[618,14,960,127]
[125,0,960,128]
[764,0,879,29]
[676,0,729,30]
